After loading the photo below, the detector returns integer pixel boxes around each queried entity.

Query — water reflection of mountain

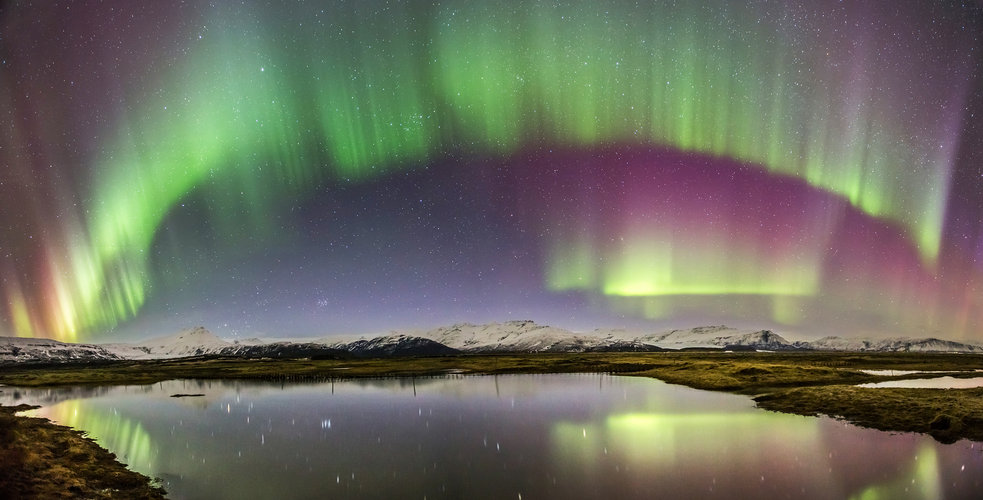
[0,385,117,406]
[0,373,630,407]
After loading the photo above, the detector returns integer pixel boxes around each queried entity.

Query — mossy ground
[2,351,982,497]
[753,385,983,444]
[0,405,166,499]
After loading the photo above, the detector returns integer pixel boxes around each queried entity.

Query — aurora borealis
[1,0,981,341]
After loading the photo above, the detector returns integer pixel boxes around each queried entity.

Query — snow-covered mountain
[799,336,983,353]
[0,337,122,364]
[636,325,795,350]
[329,334,460,357]
[414,320,626,352]
[5,322,983,365]
[103,326,233,359]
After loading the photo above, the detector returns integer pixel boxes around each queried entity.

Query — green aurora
[1,0,979,340]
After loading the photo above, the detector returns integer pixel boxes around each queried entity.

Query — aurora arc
[1,0,980,340]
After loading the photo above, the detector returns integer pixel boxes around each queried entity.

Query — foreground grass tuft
[0,405,166,499]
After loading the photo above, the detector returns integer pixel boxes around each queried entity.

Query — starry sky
[1,0,981,342]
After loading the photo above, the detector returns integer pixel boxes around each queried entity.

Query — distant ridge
[636,325,796,350]
[797,336,983,353]
[0,336,121,364]
[414,320,633,353]
[3,321,983,364]
[330,334,460,357]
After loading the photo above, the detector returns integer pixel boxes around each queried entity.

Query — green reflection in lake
[552,410,949,499]
[4,376,980,499]
[850,443,941,500]
[26,400,156,475]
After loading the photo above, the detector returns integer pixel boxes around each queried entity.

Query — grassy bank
[753,385,983,443]
[6,351,978,387]
[2,351,983,497]
[0,404,166,499]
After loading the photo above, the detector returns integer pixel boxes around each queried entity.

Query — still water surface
[858,376,983,389]
[2,374,981,499]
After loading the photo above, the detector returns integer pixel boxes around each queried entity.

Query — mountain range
[2,321,982,365]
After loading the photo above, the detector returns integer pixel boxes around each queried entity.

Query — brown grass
[0,405,165,499]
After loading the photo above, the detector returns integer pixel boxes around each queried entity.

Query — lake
[2,374,981,499]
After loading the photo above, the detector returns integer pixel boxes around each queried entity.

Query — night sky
[1,0,981,342]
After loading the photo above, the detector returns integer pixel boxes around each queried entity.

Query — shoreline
[0,404,166,499]
[2,351,982,497]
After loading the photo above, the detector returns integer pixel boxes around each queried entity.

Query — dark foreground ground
[0,404,166,499]
[2,351,982,497]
